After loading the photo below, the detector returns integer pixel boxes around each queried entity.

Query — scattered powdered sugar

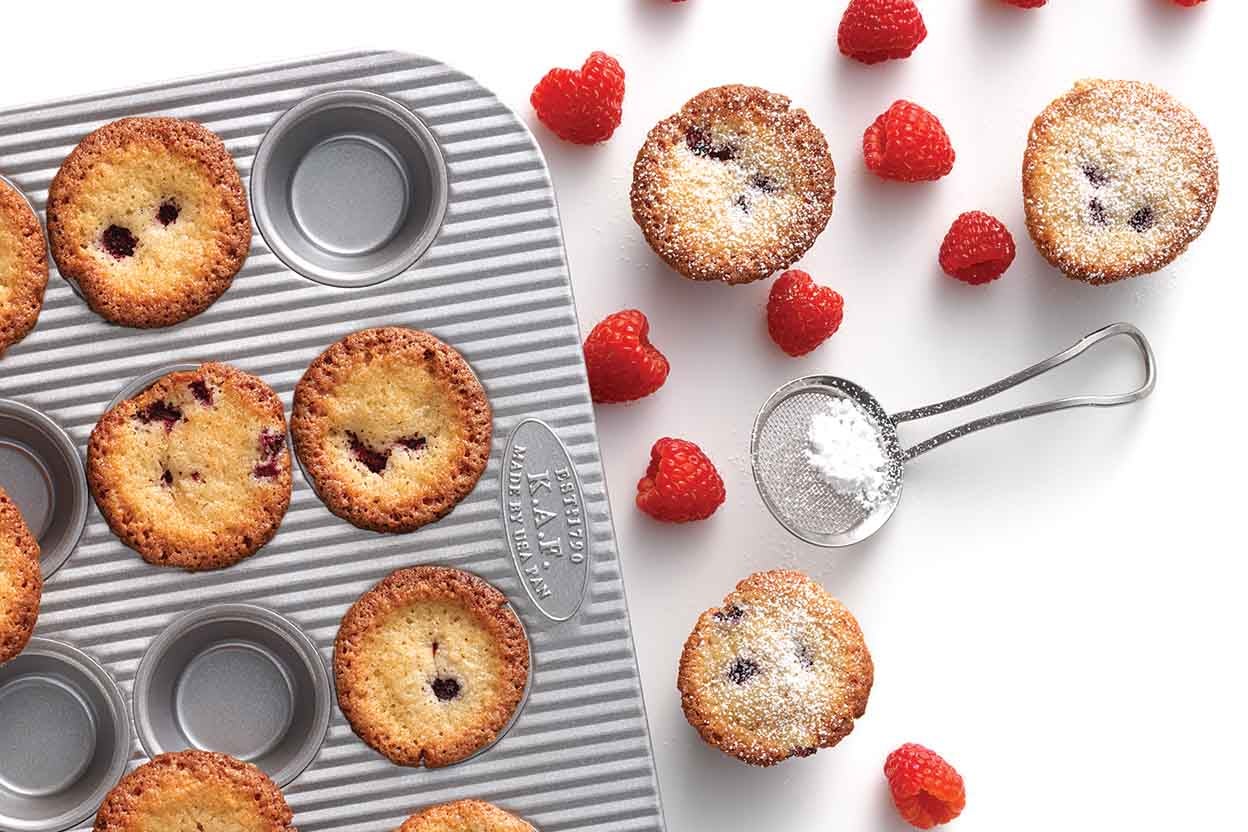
[629,85,836,284]
[804,397,889,508]
[682,570,872,762]
[704,602,836,753]
[1023,79,1218,281]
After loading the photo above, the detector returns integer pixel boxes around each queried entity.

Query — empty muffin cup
[251,89,448,288]
[0,639,131,832]
[132,604,331,787]
[0,400,88,580]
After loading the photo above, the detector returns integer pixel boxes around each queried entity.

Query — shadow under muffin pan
[251,89,449,288]
[132,604,332,787]
[0,400,88,579]
[0,639,131,832]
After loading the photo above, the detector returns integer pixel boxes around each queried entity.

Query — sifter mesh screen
[751,382,904,544]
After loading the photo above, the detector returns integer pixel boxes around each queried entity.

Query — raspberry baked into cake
[0,486,41,665]
[0,176,48,356]
[631,85,836,285]
[46,117,250,327]
[334,566,530,768]
[678,570,873,766]
[1023,79,1218,283]
[93,750,295,832]
[291,326,492,533]
[87,363,292,570]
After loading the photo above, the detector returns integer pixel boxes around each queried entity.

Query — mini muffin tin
[0,639,130,832]
[0,51,664,832]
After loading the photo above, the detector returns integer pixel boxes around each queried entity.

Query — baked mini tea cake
[93,750,294,832]
[46,117,250,327]
[398,800,535,832]
[0,485,41,665]
[335,566,529,768]
[292,327,492,533]
[1023,79,1218,283]
[0,176,48,356]
[88,363,292,570]
[631,84,836,285]
[678,569,873,766]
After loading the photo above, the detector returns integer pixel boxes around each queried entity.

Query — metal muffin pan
[0,51,664,831]
[0,639,131,832]
[0,400,88,580]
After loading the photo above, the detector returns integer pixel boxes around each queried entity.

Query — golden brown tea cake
[678,569,873,766]
[93,750,294,832]
[335,566,529,767]
[0,176,48,355]
[0,485,41,665]
[88,362,291,570]
[291,327,492,533]
[631,85,836,285]
[47,117,250,327]
[1023,79,1217,283]
[397,799,535,832]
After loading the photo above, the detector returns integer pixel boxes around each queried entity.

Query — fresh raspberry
[636,438,725,522]
[1001,0,1046,6]
[766,270,844,357]
[838,0,927,64]
[938,211,1016,284]
[583,309,669,403]
[863,100,955,182]
[531,52,625,145]
[1172,0,1205,6]
[885,744,967,829]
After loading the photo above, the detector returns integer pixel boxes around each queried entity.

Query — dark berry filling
[727,657,759,685]
[102,225,137,259]
[253,429,285,479]
[348,433,391,474]
[749,174,780,193]
[160,469,173,487]
[431,677,461,701]
[189,380,213,406]
[258,429,285,459]
[137,401,183,431]
[253,459,281,479]
[734,194,751,213]
[1088,198,1108,226]
[714,604,745,624]
[1082,164,1109,188]
[1129,206,1155,233]
[685,127,736,162]
[190,471,203,482]
[795,643,815,669]
[157,201,180,226]
[431,641,440,656]
[398,435,428,453]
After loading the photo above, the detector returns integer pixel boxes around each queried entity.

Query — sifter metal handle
[890,322,1156,462]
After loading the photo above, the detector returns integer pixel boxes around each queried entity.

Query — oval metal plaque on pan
[501,419,589,622]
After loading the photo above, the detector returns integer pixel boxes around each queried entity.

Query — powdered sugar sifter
[750,322,1156,547]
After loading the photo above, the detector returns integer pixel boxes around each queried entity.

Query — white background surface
[4,2,1245,830]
